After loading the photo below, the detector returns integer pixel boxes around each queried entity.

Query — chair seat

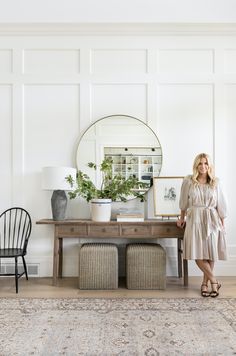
[0,248,24,258]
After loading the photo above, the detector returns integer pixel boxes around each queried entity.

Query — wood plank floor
[0,276,236,298]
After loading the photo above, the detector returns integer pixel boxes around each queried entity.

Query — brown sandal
[210,282,221,298]
[201,283,210,297]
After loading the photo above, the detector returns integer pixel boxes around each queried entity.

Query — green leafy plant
[66,157,148,202]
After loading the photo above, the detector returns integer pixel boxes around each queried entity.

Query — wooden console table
[36,219,188,287]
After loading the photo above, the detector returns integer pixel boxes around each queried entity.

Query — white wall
[0,24,236,277]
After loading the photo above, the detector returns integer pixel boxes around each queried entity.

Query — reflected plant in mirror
[66,157,149,202]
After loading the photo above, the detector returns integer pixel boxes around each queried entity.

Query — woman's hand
[177,217,185,228]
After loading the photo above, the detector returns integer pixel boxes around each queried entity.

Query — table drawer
[121,225,151,236]
[57,225,87,237]
[152,225,183,238]
[89,225,119,237]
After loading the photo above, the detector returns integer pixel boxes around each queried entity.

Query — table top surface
[36,218,180,226]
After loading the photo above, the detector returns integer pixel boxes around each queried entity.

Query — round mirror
[76,114,162,199]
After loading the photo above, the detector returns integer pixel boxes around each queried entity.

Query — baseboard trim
[27,252,236,277]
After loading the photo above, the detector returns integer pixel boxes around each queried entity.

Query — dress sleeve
[179,176,191,211]
[217,180,227,219]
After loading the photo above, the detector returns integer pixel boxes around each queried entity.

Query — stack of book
[116,213,144,222]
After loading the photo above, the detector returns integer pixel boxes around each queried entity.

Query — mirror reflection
[76,115,162,198]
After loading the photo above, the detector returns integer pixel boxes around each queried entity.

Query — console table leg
[183,259,188,286]
[58,238,63,278]
[177,239,183,278]
[53,227,59,286]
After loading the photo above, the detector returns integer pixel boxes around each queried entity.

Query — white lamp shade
[42,166,77,191]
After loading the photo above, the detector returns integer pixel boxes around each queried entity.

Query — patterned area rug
[0,298,236,356]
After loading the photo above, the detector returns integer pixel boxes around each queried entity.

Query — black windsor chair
[0,207,32,293]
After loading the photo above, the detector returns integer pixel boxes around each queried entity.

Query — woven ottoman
[126,243,166,290]
[79,243,118,289]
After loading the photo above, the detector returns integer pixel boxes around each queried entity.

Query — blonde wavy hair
[192,153,217,187]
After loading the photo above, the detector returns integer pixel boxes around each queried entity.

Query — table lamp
[42,166,77,221]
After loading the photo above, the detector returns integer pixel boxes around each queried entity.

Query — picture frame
[153,176,184,217]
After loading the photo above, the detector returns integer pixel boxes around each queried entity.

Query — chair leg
[15,257,18,293]
[22,256,28,280]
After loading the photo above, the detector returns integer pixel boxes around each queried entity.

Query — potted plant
[66,157,148,221]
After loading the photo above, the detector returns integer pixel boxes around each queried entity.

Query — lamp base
[51,190,67,221]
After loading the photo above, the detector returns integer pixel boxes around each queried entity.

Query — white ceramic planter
[90,198,112,222]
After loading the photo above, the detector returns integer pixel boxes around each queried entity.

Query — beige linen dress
[179,175,227,261]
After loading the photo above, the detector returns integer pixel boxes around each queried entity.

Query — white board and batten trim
[0,23,236,276]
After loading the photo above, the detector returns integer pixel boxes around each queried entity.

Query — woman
[177,153,227,297]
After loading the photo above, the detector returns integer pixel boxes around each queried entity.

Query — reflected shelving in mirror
[104,146,162,187]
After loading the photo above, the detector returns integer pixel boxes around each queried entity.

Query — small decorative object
[42,166,77,221]
[66,158,148,222]
[153,176,184,217]
[116,213,144,222]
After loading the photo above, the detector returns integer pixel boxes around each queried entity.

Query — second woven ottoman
[126,243,166,290]
[79,243,118,289]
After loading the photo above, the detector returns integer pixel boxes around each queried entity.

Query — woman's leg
[196,259,219,294]
[201,272,209,294]
[209,260,214,271]
[195,260,211,296]
[195,259,216,282]
[207,260,220,294]
[203,260,214,285]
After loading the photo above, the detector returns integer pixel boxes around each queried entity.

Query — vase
[90,199,112,222]
[51,190,67,221]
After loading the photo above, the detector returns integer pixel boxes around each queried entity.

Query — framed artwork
[153,176,184,217]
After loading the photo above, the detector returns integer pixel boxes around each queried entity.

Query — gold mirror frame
[76,114,163,199]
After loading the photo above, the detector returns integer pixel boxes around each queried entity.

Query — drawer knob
[166,228,170,232]
[102,228,106,233]
[70,228,74,232]
[134,228,137,232]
